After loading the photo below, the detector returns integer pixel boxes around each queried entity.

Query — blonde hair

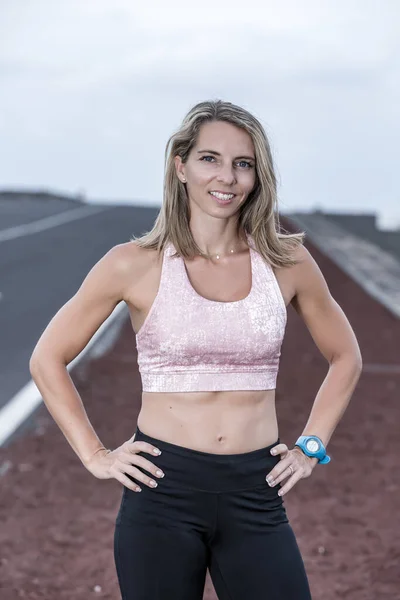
[131,99,305,268]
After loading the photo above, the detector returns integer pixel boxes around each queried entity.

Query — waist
[138,389,278,454]
[133,425,281,492]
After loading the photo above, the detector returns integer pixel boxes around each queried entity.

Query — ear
[174,155,185,182]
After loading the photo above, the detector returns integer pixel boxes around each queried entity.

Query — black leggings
[114,426,312,599]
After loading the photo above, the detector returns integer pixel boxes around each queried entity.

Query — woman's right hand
[85,437,165,492]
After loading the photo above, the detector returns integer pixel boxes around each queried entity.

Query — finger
[271,464,298,486]
[266,457,292,484]
[120,452,165,480]
[113,472,142,492]
[128,440,162,456]
[270,443,288,457]
[277,470,302,497]
[119,463,160,489]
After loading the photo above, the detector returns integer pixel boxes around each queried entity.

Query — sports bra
[135,232,287,393]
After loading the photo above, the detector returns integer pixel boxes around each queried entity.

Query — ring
[288,464,294,476]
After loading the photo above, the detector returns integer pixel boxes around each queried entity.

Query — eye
[200,156,254,169]
[237,160,253,169]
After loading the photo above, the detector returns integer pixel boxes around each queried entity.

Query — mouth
[209,191,236,205]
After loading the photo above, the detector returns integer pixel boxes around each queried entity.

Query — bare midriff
[137,389,278,454]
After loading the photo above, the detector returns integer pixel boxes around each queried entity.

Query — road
[0,201,158,430]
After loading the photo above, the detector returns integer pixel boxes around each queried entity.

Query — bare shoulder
[104,241,162,303]
[272,243,317,307]
[105,241,160,278]
[287,242,311,266]
[286,243,332,314]
[290,243,327,286]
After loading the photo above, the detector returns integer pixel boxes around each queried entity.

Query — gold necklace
[199,248,235,260]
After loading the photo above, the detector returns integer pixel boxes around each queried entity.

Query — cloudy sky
[1,0,398,228]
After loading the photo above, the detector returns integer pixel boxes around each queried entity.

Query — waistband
[134,426,281,493]
[140,370,278,393]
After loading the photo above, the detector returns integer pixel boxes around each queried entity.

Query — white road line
[0,302,128,447]
[0,205,112,243]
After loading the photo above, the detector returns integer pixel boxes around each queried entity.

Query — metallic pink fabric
[135,233,287,392]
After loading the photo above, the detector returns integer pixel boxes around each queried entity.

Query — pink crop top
[135,232,287,393]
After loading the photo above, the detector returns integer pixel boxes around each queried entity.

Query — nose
[217,163,236,185]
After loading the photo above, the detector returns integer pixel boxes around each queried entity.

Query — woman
[30,100,363,599]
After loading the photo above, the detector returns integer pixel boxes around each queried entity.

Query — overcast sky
[1,1,398,228]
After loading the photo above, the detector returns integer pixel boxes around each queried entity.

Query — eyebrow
[197,149,255,161]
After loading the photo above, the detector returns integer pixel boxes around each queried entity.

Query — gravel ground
[1,228,399,600]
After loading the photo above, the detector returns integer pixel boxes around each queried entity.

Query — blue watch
[295,435,331,464]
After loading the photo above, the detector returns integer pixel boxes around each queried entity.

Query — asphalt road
[0,201,158,413]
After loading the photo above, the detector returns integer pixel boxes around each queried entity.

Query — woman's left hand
[265,443,318,497]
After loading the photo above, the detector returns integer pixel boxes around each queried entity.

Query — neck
[192,231,248,259]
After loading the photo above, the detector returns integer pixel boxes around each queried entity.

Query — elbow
[352,358,363,381]
[29,350,51,379]
[353,347,363,372]
[29,352,42,379]
[331,349,363,373]
[347,346,363,372]
[29,340,43,375]
[29,349,67,379]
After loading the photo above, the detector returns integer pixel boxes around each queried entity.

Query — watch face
[306,439,320,453]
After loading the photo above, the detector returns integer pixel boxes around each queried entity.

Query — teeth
[210,192,234,200]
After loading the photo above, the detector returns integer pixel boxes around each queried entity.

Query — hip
[116,425,287,529]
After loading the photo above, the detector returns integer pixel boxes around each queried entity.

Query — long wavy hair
[131,99,305,268]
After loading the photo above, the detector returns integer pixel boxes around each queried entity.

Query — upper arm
[30,243,135,368]
[290,245,362,366]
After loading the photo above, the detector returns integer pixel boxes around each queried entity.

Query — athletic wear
[136,232,287,392]
[114,426,312,600]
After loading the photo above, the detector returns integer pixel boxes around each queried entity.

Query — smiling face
[175,120,257,217]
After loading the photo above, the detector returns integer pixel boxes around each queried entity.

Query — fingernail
[271,449,276,455]
[153,448,161,454]
[156,470,164,477]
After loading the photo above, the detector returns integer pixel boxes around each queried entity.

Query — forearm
[299,355,362,450]
[29,357,107,469]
